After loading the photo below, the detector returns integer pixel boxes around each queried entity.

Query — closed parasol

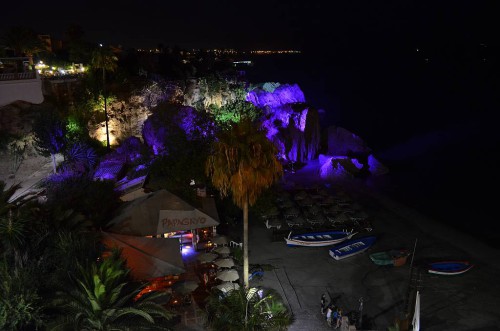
[214,281,240,293]
[216,269,239,282]
[197,252,218,263]
[212,235,229,245]
[214,257,235,268]
[214,246,231,255]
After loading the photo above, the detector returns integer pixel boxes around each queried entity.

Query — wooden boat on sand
[329,236,376,260]
[427,261,474,275]
[285,230,356,247]
[369,249,410,267]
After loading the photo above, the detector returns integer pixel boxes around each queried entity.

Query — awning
[101,232,185,280]
[107,189,219,236]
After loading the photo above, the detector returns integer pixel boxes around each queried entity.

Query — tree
[43,175,121,229]
[50,249,174,330]
[32,111,67,174]
[211,100,262,129]
[205,287,293,330]
[1,26,47,65]
[206,118,283,287]
[91,45,118,150]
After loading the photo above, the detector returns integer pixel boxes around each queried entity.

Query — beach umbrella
[212,235,229,245]
[216,269,239,282]
[334,212,351,223]
[172,280,199,295]
[308,204,322,215]
[412,290,420,331]
[214,257,235,269]
[214,246,231,255]
[326,205,341,215]
[350,210,369,220]
[214,281,240,293]
[287,216,305,227]
[320,195,336,206]
[279,199,295,208]
[197,252,218,263]
[298,195,314,207]
[265,218,283,229]
[275,191,291,202]
[262,205,280,217]
[294,191,308,200]
[284,207,300,218]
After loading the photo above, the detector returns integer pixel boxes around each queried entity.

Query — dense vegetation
[1,25,293,330]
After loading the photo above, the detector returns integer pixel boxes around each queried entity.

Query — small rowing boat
[284,230,356,247]
[329,236,376,260]
[427,261,474,275]
[369,249,410,267]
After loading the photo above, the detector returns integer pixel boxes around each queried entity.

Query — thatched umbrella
[294,191,308,200]
[283,207,300,218]
[279,199,295,208]
[287,216,306,227]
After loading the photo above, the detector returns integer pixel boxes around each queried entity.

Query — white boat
[329,236,376,260]
[285,230,356,247]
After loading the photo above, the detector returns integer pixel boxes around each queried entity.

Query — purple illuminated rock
[246,83,306,108]
[327,125,371,156]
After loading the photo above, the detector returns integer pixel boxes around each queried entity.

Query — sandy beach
[244,160,500,330]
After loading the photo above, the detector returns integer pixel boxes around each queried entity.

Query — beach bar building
[108,189,220,256]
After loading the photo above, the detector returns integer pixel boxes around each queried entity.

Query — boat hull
[428,261,474,275]
[329,236,377,260]
[285,231,355,247]
[370,249,409,267]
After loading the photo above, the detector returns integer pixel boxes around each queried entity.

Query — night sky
[1,0,497,52]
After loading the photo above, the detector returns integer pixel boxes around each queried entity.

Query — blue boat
[329,236,377,260]
[428,261,474,275]
[285,230,356,247]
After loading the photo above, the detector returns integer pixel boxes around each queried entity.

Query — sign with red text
[158,209,218,232]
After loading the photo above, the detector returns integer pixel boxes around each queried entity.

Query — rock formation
[246,83,320,163]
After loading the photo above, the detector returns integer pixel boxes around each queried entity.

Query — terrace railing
[0,71,37,81]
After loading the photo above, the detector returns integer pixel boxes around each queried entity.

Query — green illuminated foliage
[212,100,262,128]
[205,287,293,331]
[50,249,174,330]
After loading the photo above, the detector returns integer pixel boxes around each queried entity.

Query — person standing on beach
[321,293,327,315]
[326,304,333,326]
[335,308,343,329]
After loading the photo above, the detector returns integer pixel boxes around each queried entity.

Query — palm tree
[1,26,47,65]
[205,287,293,330]
[50,249,174,330]
[91,45,118,150]
[206,117,283,287]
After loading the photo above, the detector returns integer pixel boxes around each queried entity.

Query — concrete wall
[0,77,44,108]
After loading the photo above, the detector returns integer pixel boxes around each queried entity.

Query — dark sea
[242,52,500,248]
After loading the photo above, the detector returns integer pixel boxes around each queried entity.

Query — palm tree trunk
[103,68,110,150]
[51,153,57,174]
[243,199,249,287]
